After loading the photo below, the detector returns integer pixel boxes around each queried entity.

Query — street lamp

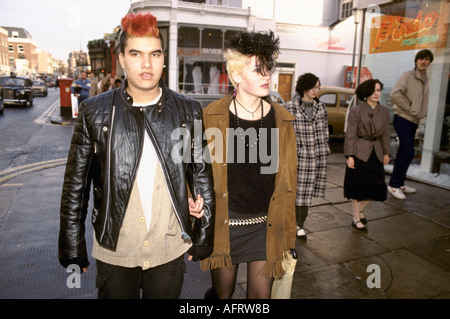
[351,7,361,88]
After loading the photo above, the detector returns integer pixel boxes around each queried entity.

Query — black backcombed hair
[295,73,320,97]
[225,30,280,75]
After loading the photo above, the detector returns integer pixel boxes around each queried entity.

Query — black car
[0,75,34,108]
[0,91,4,115]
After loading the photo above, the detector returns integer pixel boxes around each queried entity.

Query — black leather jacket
[58,80,215,268]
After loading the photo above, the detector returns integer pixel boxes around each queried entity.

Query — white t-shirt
[133,88,162,231]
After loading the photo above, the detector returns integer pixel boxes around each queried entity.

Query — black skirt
[228,211,267,264]
[344,150,387,201]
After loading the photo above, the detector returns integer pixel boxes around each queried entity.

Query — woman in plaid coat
[284,73,330,240]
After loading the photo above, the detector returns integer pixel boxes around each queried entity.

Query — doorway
[278,74,293,103]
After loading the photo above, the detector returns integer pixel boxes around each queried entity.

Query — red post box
[59,78,73,116]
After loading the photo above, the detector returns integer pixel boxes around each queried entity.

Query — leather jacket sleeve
[58,102,93,267]
[186,117,215,249]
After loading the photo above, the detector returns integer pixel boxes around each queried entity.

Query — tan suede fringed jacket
[200,96,297,278]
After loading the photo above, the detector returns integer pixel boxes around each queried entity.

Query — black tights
[210,261,274,299]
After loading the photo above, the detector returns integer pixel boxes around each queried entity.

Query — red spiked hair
[121,12,159,37]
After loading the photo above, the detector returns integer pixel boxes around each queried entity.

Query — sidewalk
[0,105,449,299]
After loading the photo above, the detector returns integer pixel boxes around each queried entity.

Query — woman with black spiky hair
[200,31,298,299]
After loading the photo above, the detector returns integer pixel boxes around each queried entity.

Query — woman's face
[303,81,320,101]
[235,56,271,98]
[367,83,382,104]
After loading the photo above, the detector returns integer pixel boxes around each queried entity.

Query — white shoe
[388,186,406,200]
[400,185,416,193]
[296,226,307,240]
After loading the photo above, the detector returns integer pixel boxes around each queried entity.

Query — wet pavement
[0,104,449,300]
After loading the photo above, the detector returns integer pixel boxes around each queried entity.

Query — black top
[227,106,276,217]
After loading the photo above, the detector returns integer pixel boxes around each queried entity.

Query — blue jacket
[71,78,91,99]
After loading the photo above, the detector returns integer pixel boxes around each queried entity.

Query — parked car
[0,90,4,115]
[316,86,356,135]
[0,75,34,108]
[268,91,286,106]
[32,79,48,96]
[45,78,56,87]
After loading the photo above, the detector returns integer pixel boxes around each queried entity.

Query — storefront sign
[369,7,448,54]
[177,47,223,58]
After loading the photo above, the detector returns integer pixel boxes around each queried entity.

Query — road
[0,89,73,222]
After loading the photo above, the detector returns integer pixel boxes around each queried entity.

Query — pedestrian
[58,12,215,299]
[88,72,99,97]
[70,70,91,105]
[114,78,122,88]
[388,49,433,200]
[284,73,330,240]
[200,30,297,299]
[99,75,114,93]
[344,79,390,231]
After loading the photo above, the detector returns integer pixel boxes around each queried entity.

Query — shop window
[178,27,200,49]
[202,29,222,49]
[178,26,237,96]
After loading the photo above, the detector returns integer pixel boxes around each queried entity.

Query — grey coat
[285,97,330,206]
[344,102,391,162]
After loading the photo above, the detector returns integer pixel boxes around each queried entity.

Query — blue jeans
[389,115,417,188]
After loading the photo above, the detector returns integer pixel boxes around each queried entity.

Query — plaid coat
[285,97,330,206]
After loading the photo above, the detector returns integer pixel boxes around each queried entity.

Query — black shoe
[352,220,367,232]
[359,212,367,224]
[204,287,218,299]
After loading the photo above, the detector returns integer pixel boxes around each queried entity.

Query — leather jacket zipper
[100,104,115,242]
[144,118,191,241]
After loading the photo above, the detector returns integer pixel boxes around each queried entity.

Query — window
[12,31,19,38]
[178,27,240,96]
[319,93,337,107]
[18,45,24,53]
[8,45,13,52]
[341,1,353,19]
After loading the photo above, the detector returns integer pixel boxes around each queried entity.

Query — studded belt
[229,215,268,226]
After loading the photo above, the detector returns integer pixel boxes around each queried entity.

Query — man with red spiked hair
[58,12,215,299]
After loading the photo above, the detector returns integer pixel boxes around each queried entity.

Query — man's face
[416,57,431,72]
[119,36,164,101]
[81,72,87,80]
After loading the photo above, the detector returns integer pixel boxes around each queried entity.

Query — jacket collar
[205,95,294,122]
[119,78,168,111]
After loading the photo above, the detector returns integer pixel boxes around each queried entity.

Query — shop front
[357,0,449,183]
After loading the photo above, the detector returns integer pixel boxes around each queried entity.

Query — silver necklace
[235,98,261,118]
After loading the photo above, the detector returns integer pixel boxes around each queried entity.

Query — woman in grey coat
[344,79,390,231]
[285,73,330,240]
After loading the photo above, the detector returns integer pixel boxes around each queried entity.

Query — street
[0,91,449,302]
[0,89,73,221]
[0,89,73,171]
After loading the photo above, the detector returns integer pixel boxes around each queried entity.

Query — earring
[233,83,239,97]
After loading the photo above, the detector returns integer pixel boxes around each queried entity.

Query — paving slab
[291,264,386,299]
[375,249,450,299]
[364,213,450,250]
[298,227,389,265]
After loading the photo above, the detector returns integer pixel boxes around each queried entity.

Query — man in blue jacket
[71,70,91,105]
